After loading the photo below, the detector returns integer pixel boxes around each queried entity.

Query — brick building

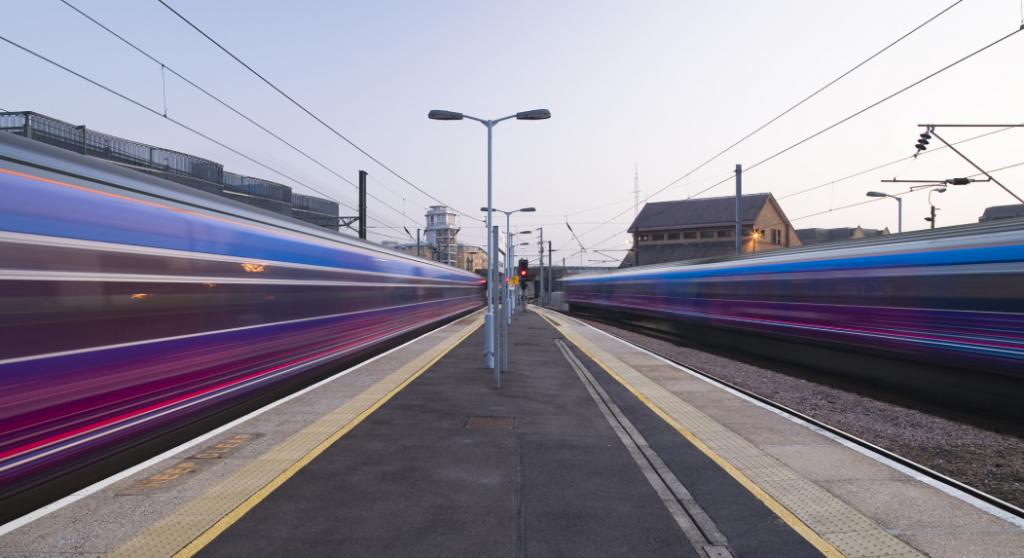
[622,193,800,267]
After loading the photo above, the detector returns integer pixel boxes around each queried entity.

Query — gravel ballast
[579,318,1024,510]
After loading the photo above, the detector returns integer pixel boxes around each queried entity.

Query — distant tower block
[425,205,459,266]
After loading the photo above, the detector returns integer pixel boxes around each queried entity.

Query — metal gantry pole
[484,122,495,373]
[735,164,742,254]
[548,241,552,303]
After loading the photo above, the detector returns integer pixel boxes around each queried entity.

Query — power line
[778,125,1021,201]
[57,0,427,226]
[741,27,1023,176]
[640,0,966,205]
[157,0,481,223]
[0,33,360,214]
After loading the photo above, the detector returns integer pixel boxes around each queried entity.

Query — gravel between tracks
[579,318,1024,510]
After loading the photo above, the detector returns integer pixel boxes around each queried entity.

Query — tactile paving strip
[539,309,925,558]
[104,316,483,558]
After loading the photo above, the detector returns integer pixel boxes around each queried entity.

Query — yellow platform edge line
[536,310,845,558]
[170,318,482,558]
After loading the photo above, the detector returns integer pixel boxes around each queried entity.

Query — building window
[667,233,680,240]
[717,230,732,238]
[652,233,665,241]
[639,235,648,241]
[742,229,753,237]
[700,231,714,239]
[683,232,696,239]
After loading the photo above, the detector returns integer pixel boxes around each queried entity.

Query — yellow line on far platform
[535,309,845,558]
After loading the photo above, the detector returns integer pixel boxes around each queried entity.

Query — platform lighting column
[538,227,544,305]
[429,109,550,379]
[548,241,552,304]
[866,192,902,233]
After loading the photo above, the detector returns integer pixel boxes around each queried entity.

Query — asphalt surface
[195,309,823,557]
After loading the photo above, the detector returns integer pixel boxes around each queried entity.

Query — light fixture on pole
[431,110,549,387]
[925,186,946,229]
[866,191,903,233]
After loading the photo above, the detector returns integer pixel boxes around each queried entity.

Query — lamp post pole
[866,192,903,233]
[428,109,550,385]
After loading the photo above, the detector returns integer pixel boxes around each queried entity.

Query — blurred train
[0,132,483,505]
[565,219,1024,414]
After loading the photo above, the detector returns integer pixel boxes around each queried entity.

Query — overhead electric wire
[57,0,422,227]
[640,0,966,205]
[574,4,1010,244]
[0,33,362,215]
[156,0,481,223]
[778,125,1021,201]
[739,26,1024,177]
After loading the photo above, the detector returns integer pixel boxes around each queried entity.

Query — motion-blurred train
[0,132,483,505]
[565,218,1024,415]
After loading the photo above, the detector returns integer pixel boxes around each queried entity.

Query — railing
[1,112,344,229]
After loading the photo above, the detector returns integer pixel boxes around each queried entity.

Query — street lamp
[431,110,550,384]
[866,191,902,233]
[925,186,947,229]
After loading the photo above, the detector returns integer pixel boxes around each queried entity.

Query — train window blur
[700,231,714,239]
[717,230,732,238]
[668,233,680,240]
[684,232,696,239]
[653,234,665,241]
[639,235,648,241]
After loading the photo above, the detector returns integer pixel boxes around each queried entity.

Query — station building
[622,193,800,267]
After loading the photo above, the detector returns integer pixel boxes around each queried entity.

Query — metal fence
[1,112,343,228]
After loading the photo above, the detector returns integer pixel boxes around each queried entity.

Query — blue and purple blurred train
[0,132,483,503]
[565,219,1024,380]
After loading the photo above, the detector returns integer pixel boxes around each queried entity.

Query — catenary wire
[0,33,361,215]
[636,0,966,206]
[156,0,481,223]
[58,0,420,226]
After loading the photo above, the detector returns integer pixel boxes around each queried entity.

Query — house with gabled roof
[795,226,889,246]
[622,193,800,267]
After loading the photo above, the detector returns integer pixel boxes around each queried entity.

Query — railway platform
[1,307,1022,558]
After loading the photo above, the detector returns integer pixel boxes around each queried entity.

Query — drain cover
[703,546,734,558]
[464,416,515,429]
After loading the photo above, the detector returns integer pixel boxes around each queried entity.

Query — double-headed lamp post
[866,191,902,233]
[430,109,550,379]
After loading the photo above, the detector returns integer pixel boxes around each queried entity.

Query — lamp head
[866,191,887,198]
[520,230,533,235]
[428,110,464,121]
[519,207,536,212]
[480,207,491,212]
[934,186,947,193]
[515,109,551,120]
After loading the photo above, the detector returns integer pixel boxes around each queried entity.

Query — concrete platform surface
[0,306,1020,558]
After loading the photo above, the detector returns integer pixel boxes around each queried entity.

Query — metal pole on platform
[538,227,544,305]
[548,241,552,303]
[428,109,550,380]
[492,225,500,386]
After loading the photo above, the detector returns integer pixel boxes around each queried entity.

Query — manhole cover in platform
[464,416,516,429]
